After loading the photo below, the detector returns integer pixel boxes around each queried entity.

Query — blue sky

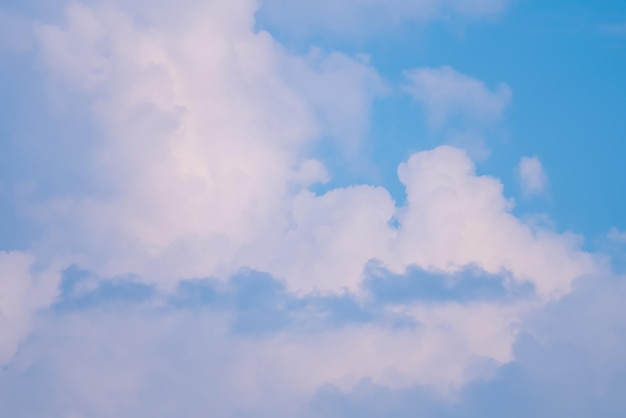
[1,0,626,416]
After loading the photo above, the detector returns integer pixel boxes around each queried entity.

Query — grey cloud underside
[365,262,534,304]
[1,273,624,417]
[311,274,626,418]
[52,263,535,335]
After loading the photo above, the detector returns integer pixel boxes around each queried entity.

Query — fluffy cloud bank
[25,1,592,296]
[0,0,618,417]
[0,252,59,365]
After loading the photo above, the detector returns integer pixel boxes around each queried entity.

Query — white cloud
[405,66,512,129]
[390,146,596,299]
[304,274,626,417]
[518,155,548,196]
[0,0,607,414]
[0,252,59,364]
[29,0,383,290]
[28,3,576,305]
[254,146,597,299]
[0,298,528,416]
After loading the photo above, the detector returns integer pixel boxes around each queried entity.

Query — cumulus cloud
[310,273,626,418]
[0,268,529,416]
[393,147,597,298]
[26,2,585,299]
[0,252,59,364]
[2,270,624,417]
[27,0,383,290]
[518,155,548,196]
[0,0,613,416]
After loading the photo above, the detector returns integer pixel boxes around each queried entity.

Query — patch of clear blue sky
[259,0,626,245]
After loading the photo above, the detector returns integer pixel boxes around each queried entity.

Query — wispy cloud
[403,66,511,159]
[608,227,626,243]
[518,155,548,196]
[258,0,511,37]
[404,66,511,129]
[599,22,626,36]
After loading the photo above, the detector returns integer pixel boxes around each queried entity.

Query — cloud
[365,264,534,304]
[445,132,493,161]
[0,140,599,408]
[0,252,59,364]
[257,0,510,37]
[404,66,511,159]
[608,227,626,244]
[404,66,512,129]
[518,155,548,196]
[0,0,614,416]
[599,22,626,37]
[309,273,626,418]
[0,266,527,416]
[4,271,623,417]
[25,2,590,301]
[391,147,596,299]
[27,0,383,291]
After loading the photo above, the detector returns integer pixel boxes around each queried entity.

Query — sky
[0,0,626,417]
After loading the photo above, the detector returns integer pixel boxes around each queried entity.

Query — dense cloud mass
[0,0,624,417]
